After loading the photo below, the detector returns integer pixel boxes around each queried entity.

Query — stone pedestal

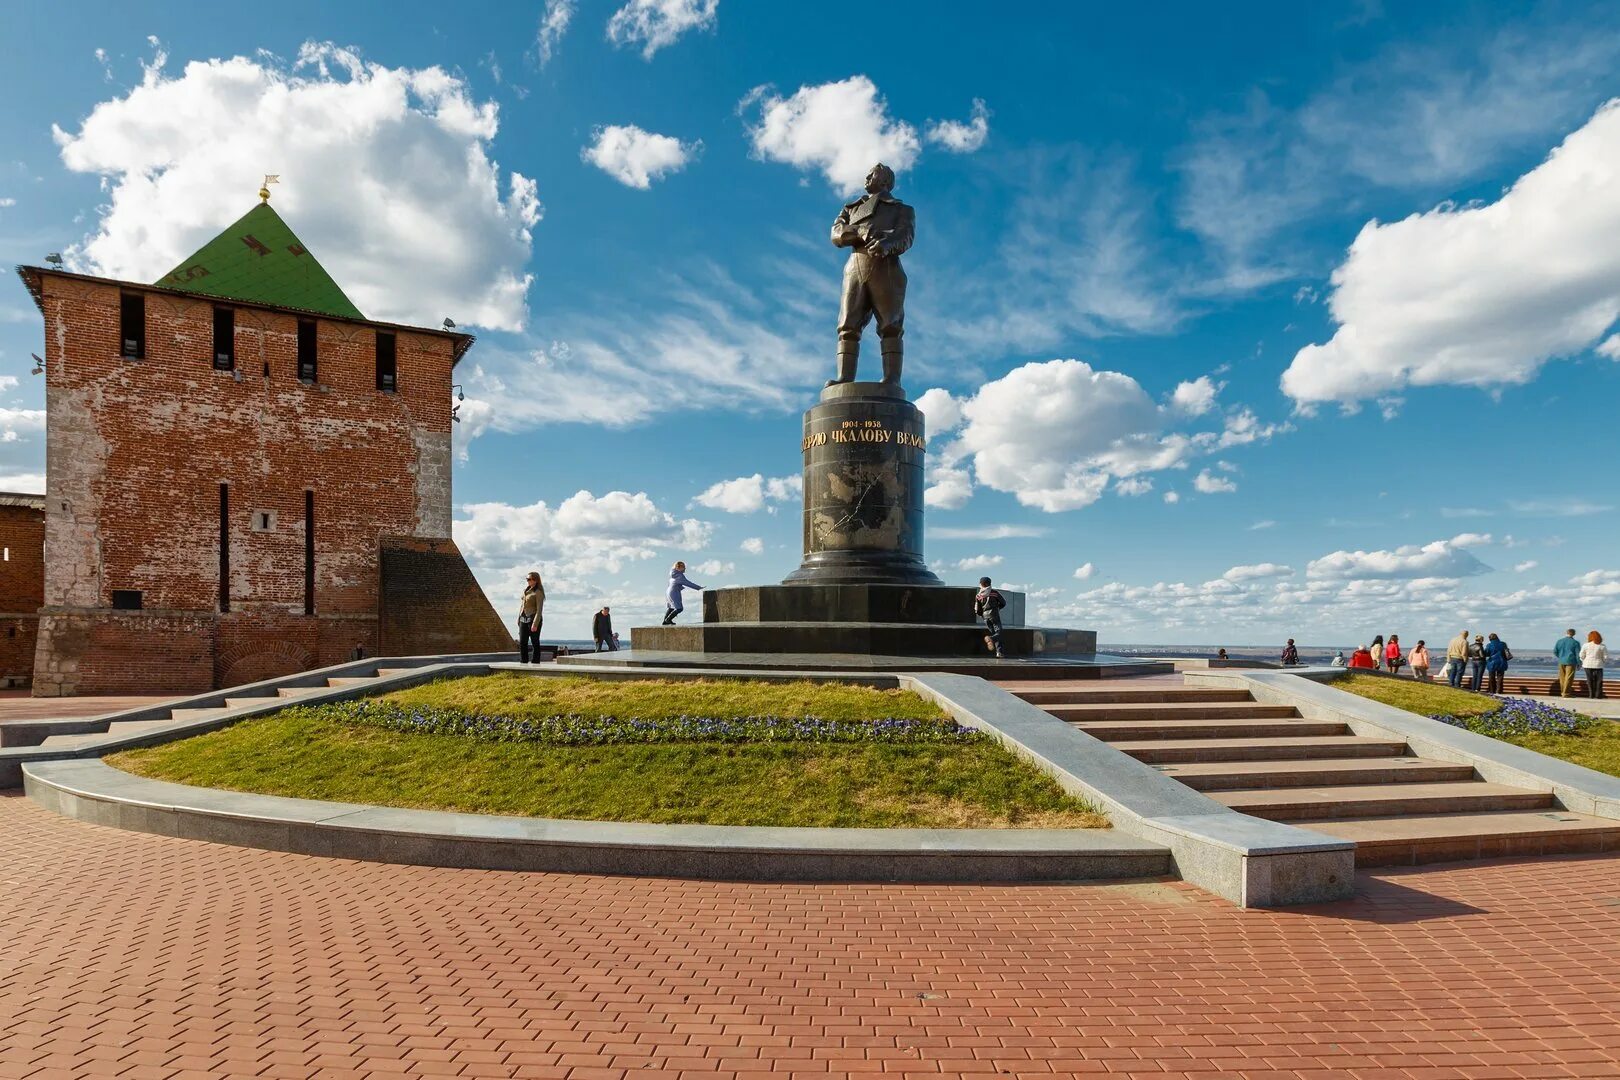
[783,382,941,587]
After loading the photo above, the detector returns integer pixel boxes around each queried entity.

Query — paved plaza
[2,794,1619,1078]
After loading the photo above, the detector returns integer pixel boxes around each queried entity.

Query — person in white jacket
[1581,631,1608,699]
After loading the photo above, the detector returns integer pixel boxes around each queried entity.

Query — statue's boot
[880,338,903,385]
[825,342,858,387]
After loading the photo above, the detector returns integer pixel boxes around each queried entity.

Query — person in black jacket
[973,576,1006,659]
[592,606,616,652]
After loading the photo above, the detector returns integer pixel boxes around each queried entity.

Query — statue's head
[864,163,895,195]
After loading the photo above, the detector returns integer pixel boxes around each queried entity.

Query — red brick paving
[2,793,1619,1078]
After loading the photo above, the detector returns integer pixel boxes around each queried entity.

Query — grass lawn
[1331,673,1620,777]
[1330,674,1499,720]
[380,673,951,722]
[109,676,1105,829]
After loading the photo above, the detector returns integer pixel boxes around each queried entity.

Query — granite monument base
[623,582,1099,661]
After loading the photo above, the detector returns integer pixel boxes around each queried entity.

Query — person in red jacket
[1348,644,1376,669]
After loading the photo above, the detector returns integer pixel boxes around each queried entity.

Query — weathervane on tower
[259,174,280,203]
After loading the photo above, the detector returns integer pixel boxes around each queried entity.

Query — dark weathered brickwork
[379,536,515,657]
[0,498,45,685]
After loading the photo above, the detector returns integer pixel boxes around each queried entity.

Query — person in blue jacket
[1483,632,1511,695]
[1553,628,1582,697]
[662,561,703,625]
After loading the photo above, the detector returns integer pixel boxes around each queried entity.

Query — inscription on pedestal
[784,392,941,587]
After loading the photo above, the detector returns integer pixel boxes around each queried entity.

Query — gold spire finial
[259,174,280,202]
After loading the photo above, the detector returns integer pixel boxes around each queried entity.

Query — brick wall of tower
[0,503,45,684]
[28,274,503,696]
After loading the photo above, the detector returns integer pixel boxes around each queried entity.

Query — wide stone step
[277,685,324,698]
[1045,702,1300,722]
[1013,688,1254,706]
[1155,756,1477,791]
[1292,810,1620,866]
[38,731,114,749]
[164,707,231,723]
[105,718,188,737]
[1211,781,1554,821]
[223,697,279,710]
[376,668,414,677]
[1114,735,1410,764]
[1072,717,1349,741]
[325,677,377,687]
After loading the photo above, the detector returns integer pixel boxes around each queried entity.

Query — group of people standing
[513,561,704,662]
[1341,634,1436,679]
[1336,627,1610,699]
[1553,628,1608,699]
[1439,631,1514,694]
[516,571,620,661]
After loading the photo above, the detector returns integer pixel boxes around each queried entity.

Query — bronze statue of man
[829,162,914,387]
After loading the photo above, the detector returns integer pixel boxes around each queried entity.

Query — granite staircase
[1003,680,1620,866]
[21,669,419,752]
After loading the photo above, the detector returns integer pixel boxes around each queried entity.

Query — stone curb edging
[1185,668,1620,820]
[21,758,1171,884]
[901,673,1357,907]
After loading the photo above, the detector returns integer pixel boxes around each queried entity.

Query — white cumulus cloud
[1170,376,1221,416]
[1515,560,1539,573]
[952,554,1003,571]
[607,0,718,58]
[1073,562,1096,580]
[926,99,990,153]
[54,43,541,332]
[742,75,920,192]
[1283,100,1620,406]
[692,473,801,514]
[582,124,700,189]
[740,537,764,555]
[1193,468,1237,494]
[1307,537,1493,581]
[1223,562,1294,582]
[934,360,1280,513]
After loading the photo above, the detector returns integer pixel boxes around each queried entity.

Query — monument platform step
[1155,756,1478,791]
[1113,735,1410,764]
[1290,809,1620,866]
[704,583,1027,628]
[628,621,1097,658]
[556,649,1171,680]
[1070,717,1347,741]
[1210,781,1553,821]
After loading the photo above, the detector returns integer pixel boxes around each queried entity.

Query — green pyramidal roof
[154,201,364,320]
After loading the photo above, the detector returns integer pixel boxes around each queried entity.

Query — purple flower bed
[1430,696,1599,737]
[319,700,984,746]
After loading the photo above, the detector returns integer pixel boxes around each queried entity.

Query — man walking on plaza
[1446,629,1470,688]
[593,606,616,652]
[1554,628,1581,696]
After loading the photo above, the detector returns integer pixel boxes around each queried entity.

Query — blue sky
[3,0,1619,646]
